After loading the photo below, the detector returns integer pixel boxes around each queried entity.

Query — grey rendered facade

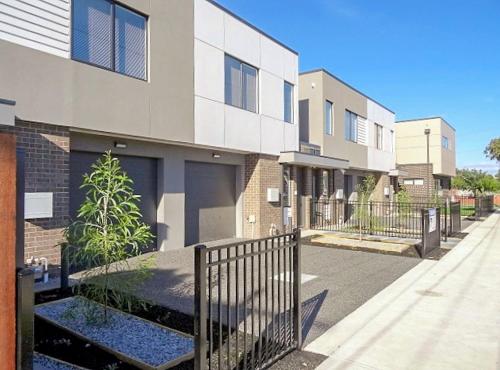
[0,0,300,262]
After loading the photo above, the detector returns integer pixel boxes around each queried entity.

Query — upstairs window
[72,0,147,80]
[225,55,258,113]
[442,136,449,149]
[345,110,358,142]
[325,100,333,135]
[375,123,383,150]
[284,82,294,123]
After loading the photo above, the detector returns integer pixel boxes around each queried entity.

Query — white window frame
[375,123,383,150]
[442,136,449,149]
[224,54,259,113]
[325,100,333,135]
[71,0,148,80]
[345,110,358,142]
[284,81,294,124]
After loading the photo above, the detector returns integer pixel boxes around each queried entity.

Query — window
[282,166,291,207]
[225,55,258,113]
[442,136,449,149]
[72,0,147,80]
[324,100,333,135]
[403,178,424,186]
[390,130,394,152]
[344,110,358,142]
[284,82,294,123]
[375,123,383,150]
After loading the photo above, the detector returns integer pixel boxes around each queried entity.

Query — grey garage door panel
[70,151,158,249]
[185,161,236,246]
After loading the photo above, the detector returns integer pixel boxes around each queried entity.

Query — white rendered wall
[366,99,396,172]
[194,0,299,155]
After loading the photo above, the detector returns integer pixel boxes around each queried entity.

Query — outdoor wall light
[114,141,127,149]
[212,153,221,159]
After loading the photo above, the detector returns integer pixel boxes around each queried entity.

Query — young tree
[354,175,376,240]
[65,151,154,323]
[484,137,500,162]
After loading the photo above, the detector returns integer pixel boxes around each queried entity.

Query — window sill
[71,57,148,82]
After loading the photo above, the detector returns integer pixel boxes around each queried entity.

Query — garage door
[70,151,158,251]
[185,162,236,246]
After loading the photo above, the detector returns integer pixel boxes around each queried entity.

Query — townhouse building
[290,69,397,226]
[0,0,299,263]
[395,117,456,199]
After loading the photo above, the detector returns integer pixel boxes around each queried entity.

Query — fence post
[16,268,34,370]
[60,243,70,291]
[475,197,480,220]
[194,245,208,370]
[443,201,448,242]
[293,228,302,350]
[369,201,374,235]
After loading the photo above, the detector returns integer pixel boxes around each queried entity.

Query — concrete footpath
[307,211,500,370]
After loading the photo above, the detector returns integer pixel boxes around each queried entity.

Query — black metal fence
[194,230,302,370]
[475,195,495,219]
[311,200,444,238]
[311,199,465,239]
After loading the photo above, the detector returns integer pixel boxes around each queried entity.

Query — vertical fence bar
[217,250,222,370]
[293,229,302,349]
[250,242,255,368]
[208,251,213,370]
[226,247,231,370]
[257,241,262,367]
[235,246,239,370]
[194,245,208,370]
[243,244,248,370]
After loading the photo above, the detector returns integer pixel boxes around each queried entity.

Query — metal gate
[194,230,302,370]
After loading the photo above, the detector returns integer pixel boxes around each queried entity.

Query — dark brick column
[1,120,69,264]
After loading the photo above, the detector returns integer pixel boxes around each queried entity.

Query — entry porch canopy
[279,151,349,170]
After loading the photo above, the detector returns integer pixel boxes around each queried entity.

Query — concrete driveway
[135,242,421,346]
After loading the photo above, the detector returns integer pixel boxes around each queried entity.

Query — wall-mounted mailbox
[384,187,390,196]
[25,192,53,219]
[267,188,280,202]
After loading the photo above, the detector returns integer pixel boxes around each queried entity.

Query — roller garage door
[185,161,236,246]
[70,151,158,251]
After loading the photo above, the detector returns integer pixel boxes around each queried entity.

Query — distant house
[395,117,457,199]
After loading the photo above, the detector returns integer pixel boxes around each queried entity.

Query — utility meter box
[267,188,280,202]
[384,187,390,196]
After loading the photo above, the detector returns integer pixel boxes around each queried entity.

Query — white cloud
[460,161,499,174]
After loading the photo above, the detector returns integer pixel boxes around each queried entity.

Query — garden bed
[35,297,194,370]
[34,352,88,370]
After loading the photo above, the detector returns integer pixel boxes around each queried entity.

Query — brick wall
[373,173,390,201]
[0,120,69,264]
[397,163,434,200]
[243,154,282,238]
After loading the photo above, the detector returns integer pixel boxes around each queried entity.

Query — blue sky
[216,0,500,173]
